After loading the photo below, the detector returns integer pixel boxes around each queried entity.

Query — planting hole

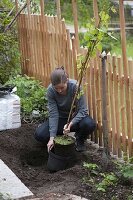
[20,149,48,167]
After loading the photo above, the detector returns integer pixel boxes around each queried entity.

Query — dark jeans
[34,115,96,143]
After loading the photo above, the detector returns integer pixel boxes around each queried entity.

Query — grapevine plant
[67,10,116,124]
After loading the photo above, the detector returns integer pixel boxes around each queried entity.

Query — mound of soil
[0,124,132,200]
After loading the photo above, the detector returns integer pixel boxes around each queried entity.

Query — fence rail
[16,1,133,158]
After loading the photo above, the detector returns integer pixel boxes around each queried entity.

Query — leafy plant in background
[0,0,21,84]
[96,172,118,192]
[83,162,99,176]
[6,75,48,123]
[115,157,133,184]
[83,162,118,192]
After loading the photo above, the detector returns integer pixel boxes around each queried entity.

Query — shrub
[6,75,48,123]
[0,0,21,84]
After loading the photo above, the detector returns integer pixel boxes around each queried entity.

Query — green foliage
[83,162,99,170]
[83,162,99,175]
[116,158,133,179]
[83,162,118,193]
[0,0,21,84]
[6,75,48,123]
[111,34,133,58]
[83,9,116,55]
[127,195,133,200]
[54,135,74,145]
[96,173,118,192]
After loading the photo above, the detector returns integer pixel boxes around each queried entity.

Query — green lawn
[111,40,133,59]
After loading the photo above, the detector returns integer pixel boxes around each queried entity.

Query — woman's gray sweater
[47,79,88,137]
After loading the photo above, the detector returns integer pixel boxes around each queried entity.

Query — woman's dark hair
[50,66,68,86]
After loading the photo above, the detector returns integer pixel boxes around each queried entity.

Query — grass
[111,41,133,59]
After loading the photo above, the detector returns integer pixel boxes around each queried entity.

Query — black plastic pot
[54,136,76,157]
[0,85,15,97]
[47,147,76,172]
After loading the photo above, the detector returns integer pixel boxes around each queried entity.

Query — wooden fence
[17,13,77,86]
[16,1,133,158]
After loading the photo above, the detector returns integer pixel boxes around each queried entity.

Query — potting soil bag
[0,94,21,131]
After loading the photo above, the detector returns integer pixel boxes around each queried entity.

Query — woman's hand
[47,137,54,152]
[63,122,73,135]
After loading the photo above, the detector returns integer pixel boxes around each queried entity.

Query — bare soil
[0,123,132,200]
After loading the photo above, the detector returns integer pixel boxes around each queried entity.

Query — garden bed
[0,124,132,200]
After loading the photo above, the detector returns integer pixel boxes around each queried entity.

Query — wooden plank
[119,0,128,77]
[43,15,50,86]
[72,0,79,52]
[108,54,117,155]
[93,0,99,26]
[40,0,44,15]
[94,58,102,146]
[56,0,61,20]
[113,55,122,157]
[54,16,60,67]
[106,54,112,151]
[71,36,77,80]
[127,59,133,157]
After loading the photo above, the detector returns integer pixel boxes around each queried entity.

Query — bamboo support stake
[72,0,79,52]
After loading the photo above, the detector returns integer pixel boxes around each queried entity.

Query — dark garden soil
[0,123,132,200]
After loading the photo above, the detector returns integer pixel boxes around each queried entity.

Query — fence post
[56,0,61,20]
[72,0,79,52]
[101,52,110,159]
[40,0,44,15]
[119,0,128,75]
[93,0,99,26]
